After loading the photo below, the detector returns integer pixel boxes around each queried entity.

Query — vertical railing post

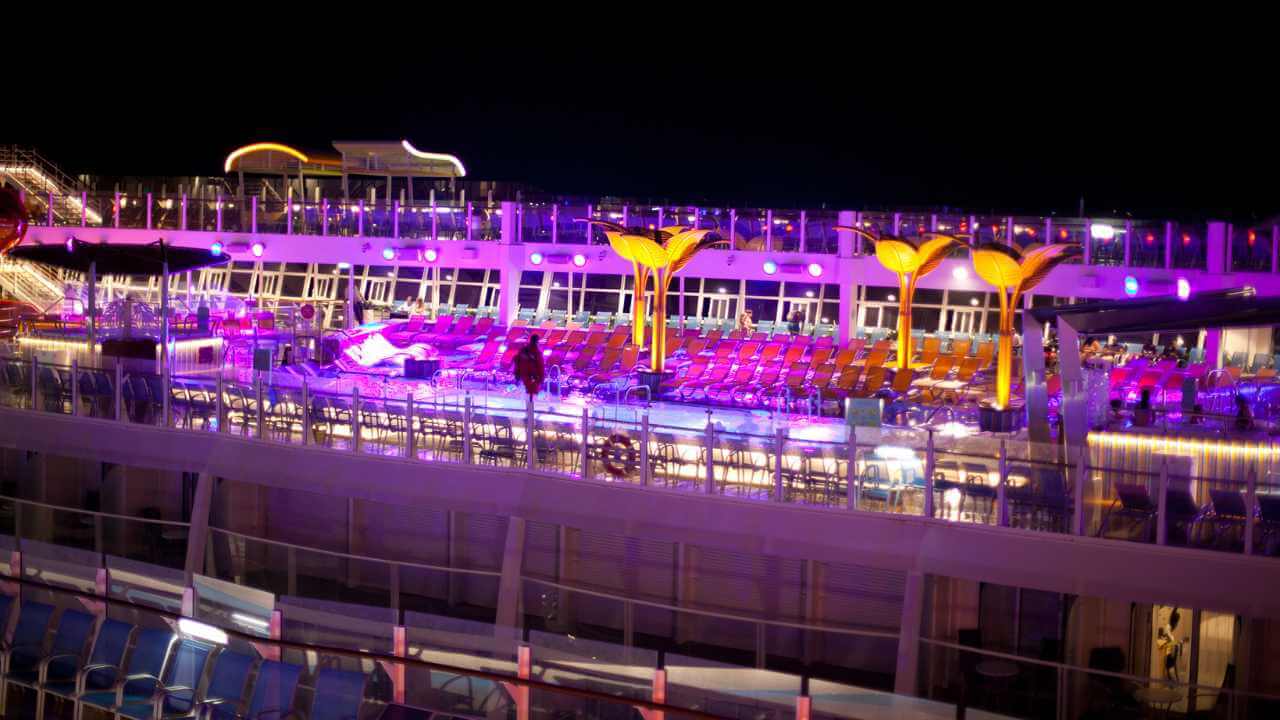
[146,192,153,229]
[180,193,188,231]
[405,393,415,460]
[357,200,365,236]
[765,209,774,251]
[704,413,716,494]
[215,193,223,232]
[113,191,121,228]
[286,188,293,235]
[215,375,225,433]
[430,191,438,242]
[923,429,936,518]
[846,424,859,510]
[302,379,311,446]
[463,394,474,464]
[551,204,559,244]
[322,199,329,236]
[393,200,400,239]
[71,358,80,415]
[81,191,87,227]
[255,374,265,440]
[774,426,786,502]
[47,191,54,226]
[114,362,123,421]
[251,196,258,234]
[525,396,536,471]
[1245,468,1257,555]
[466,201,474,242]
[799,209,807,251]
[640,411,651,486]
[162,365,171,428]
[1156,455,1169,545]
[997,439,1009,527]
[351,386,361,452]
[30,356,38,410]
[580,406,590,479]
[1073,447,1088,535]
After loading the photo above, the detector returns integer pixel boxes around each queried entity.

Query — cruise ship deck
[1,143,1279,719]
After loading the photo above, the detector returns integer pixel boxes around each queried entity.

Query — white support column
[893,570,925,696]
[1164,221,1174,269]
[183,472,215,583]
[494,516,527,649]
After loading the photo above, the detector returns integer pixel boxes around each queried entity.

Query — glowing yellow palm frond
[913,234,962,278]
[624,233,671,271]
[666,230,727,277]
[972,243,1024,289]
[604,231,636,262]
[660,225,688,236]
[1016,243,1081,296]
[873,237,921,274]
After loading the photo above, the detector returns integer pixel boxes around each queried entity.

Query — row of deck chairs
[387,314,496,349]
[0,595,370,720]
[1098,482,1280,553]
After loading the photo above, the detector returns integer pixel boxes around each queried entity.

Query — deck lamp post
[970,238,1080,431]
[837,227,961,370]
[585,220,727,383]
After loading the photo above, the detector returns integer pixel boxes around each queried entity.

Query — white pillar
[893,571,925,696]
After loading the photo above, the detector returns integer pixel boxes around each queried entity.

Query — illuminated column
[837,211,857,345]
[1206,221,1228,274]
[1022,298,1051,444]
[345,265,356,329]
[1202,328,1223,369]
[498,201,521,325]
[1056,318,1089,456]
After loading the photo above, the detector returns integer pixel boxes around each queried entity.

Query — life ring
[601,433,637,479]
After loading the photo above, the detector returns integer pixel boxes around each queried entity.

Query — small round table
[1134,686,1183,717]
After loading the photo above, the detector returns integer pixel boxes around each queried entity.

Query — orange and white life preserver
[601,433,637,479]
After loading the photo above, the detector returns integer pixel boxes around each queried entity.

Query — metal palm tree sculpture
[971,239,1081,408]
[586,221,727,373]
[836,227,962,370]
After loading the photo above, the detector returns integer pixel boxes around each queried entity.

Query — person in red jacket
[513,334,546,399]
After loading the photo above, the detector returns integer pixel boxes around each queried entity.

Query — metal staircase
[0,256,65,309]
[0,145,99,225]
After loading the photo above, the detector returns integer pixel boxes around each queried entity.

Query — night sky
[13,39,1274,222]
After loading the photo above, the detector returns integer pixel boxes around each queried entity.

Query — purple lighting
[210,241,223,256]
[1177,278,1191,300]
[1123,275,1139,296]
[65,237,75,252]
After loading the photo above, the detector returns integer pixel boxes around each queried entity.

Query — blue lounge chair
[4,608,94,716]
[188,650,255,719]
[42,617,133,718]
[79,627,175,716]
[207,660,303,720]
[308,668,368,720]
[0,600,55,713]
[116,638,216,720]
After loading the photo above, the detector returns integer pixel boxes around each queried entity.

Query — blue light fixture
[1123,275,1139,297]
